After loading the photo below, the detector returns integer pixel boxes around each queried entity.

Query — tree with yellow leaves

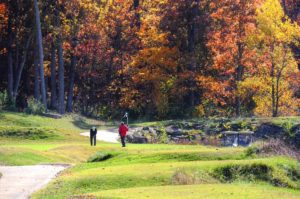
[245,0,300,117]
[121,1,179,118]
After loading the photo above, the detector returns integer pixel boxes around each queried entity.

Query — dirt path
[0,165,68,199]
[80,129,119,143]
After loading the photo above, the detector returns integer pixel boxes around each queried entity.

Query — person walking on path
[90,126,97,146]
[119,122,128,147]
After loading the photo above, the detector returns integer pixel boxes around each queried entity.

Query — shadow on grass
[72,117,98,130]
[71,115,118,130]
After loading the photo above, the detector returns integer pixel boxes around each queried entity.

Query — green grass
[0,111,300,199]
[91,184,300,199]
[32,157,300,199]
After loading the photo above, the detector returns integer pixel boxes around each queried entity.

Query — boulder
[221,131,254,147]
[254,123,285,139]
[165,125,185,136]
[192,123,204,130]
[42,113,62,119]
[148,127,157,136]
[126,134,147,143]
[182,122,192,130]
[291,124,300,147]
[295,133,300,148]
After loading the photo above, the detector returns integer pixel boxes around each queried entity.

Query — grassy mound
[0,126,60,140]
[87,152,114,162]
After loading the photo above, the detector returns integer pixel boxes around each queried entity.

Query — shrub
[244,146,259,157]
[213,163,271,182]
[24,97,45,115]
[87,152,113,162]
[0,91,8,110]
[0,91,16,111]
[212,163,299,188]
[158,126,168,144]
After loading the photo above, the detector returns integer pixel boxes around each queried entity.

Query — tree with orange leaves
[203,0,261,117]
[121,0,179,118]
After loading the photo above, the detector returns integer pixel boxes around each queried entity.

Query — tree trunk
[66,53,76,112]
[57,37,65,114]
[235,42,244,117]
[271,62,276,117]
[133,0,140,27]
[50,43,57,109]
[34,0,47,109]
[7,17,14,100]
[282,0,287,14]
[13,34,32,101]
[187,0,200,108]
[34,39,40,100]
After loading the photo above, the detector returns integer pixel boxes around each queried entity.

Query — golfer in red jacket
[119,122,128,147]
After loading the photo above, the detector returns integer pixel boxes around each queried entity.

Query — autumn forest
[0,0,300,119]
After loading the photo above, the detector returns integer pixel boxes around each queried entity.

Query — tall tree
[204,0,260,117]
[55,5,65,114]
[33,40,40,100]
[50,43,57,109]
[246,0,300,117]
[34,0,47,108]
[187,0,200,107]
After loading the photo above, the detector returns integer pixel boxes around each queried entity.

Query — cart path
[80,129,119,143]
[0,165,68,199]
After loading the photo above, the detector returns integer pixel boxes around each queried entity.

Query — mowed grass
[1,111,300,199]
[92,184,300,199]
[32,156,300,199]
[0,111,113,165]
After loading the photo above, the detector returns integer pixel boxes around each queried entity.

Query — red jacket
[119,124,128,137]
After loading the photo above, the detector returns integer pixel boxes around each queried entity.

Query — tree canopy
[0,0,300,119]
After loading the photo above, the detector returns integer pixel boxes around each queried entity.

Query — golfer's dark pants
[90,133,96,146]
[121,136,126,147]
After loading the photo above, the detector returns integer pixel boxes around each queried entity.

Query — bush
[0,91,8,110]
[158,126,168,144]
[213,163,271,182]
[244,146,259,157]
[212,163,299,188]
[0,91,16,111]
[24,97,45,115]
[87,152,113,162]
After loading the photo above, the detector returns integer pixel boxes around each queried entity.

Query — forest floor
[0,111,299,199]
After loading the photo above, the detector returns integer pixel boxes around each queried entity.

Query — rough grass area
[246,139,300,161]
